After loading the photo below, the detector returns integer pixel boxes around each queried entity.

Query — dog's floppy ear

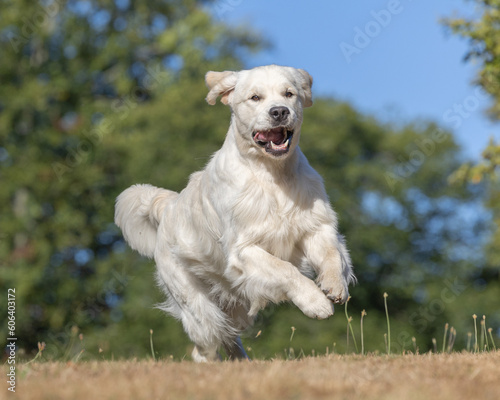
[297,69,313,108]
[205,71,238,106]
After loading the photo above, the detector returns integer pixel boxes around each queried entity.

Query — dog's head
[205,65,313,160]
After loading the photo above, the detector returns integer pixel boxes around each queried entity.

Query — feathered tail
[114,184,177,258]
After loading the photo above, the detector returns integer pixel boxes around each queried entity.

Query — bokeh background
[1,0,499,360]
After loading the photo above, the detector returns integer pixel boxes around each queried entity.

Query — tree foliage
[443,0,500,119]
[443,1,500,267]
[0,0,497,360]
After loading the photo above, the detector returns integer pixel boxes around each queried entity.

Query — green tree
[443,1,500,120]
[443,1,500,268]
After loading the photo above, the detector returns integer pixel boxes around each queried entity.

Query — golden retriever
[115,65,355,362]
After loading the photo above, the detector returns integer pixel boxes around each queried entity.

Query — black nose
[269,106,290,122]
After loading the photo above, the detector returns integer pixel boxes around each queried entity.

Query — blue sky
[208,0,499,160]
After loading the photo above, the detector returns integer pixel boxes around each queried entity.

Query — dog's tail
[114,184,177,258]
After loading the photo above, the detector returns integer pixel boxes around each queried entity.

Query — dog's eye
[251,95,260,101]
[285,91,294,98]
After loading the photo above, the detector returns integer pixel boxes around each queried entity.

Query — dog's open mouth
[253,127,293,156]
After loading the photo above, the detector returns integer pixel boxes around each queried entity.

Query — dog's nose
[269,106,290,122]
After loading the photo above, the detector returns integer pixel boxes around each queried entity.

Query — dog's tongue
[254,128,285,144]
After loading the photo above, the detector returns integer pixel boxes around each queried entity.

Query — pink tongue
[254,128,285,144]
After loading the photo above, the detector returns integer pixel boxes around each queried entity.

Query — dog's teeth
[271,141,282,150]
[270,138,290,151]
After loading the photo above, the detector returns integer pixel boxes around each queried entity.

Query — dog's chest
[232,177,321,260]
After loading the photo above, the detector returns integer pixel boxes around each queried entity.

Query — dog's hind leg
[222,304,252,360]
[155,254,236,362]
[223,337,250,360]
[191,344,221,362]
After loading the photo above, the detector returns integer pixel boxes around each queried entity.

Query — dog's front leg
[301,225,355,305]
[228,246,334,319]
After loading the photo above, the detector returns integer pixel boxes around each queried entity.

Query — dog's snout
[269,106,290,123]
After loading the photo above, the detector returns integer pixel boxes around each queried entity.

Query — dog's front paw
[318,272,349,305]
[291,288,334,320]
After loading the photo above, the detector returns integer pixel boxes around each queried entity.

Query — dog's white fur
[115,65,355,362]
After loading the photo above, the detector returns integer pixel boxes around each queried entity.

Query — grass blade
[344,297,358,353]
[150,329,156,361]
[383,293,391,355]
[488,328,496,351]
[473,314,478,353]
[360,310,367,356]
[442,323,449,353]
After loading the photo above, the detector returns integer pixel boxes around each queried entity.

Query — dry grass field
[7,351,499,400]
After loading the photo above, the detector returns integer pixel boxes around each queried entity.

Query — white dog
[115,65,355,362]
